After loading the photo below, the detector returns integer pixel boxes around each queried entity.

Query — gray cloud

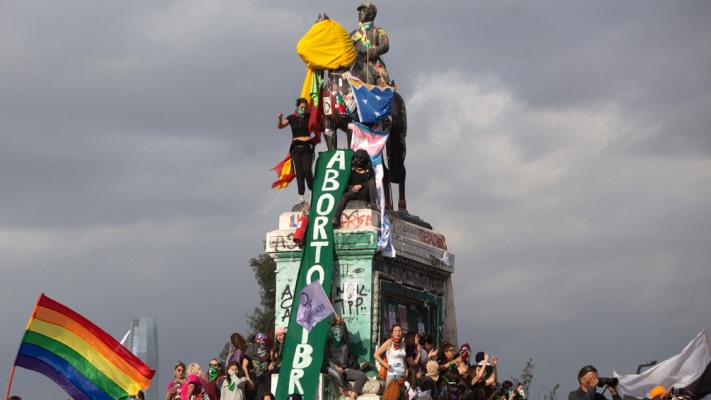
[2,0,710,398]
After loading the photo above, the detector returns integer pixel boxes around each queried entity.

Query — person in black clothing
[245,333,272,400]
[417,360,439,400]
[332,149,376,228]
[277,98,314,204]
[568,365,621,400]
[323,315,368,400]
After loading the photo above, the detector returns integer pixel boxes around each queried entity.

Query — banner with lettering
[276,149,352,400]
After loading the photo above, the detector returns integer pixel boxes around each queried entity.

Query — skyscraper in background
[125,317,158,400]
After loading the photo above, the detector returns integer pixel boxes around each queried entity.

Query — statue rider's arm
[352,29,389,60]
[365,28,389,59]
[352,31,368,56]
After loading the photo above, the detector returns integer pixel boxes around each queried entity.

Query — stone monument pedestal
[266,203,456,382]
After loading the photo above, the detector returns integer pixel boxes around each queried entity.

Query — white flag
[614,330,711,399]
[296,280,335,331]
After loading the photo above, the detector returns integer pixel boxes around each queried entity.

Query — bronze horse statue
[321,68,408,212]
[301,14,408,211]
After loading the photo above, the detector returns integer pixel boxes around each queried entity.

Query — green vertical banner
[276,149,353,400]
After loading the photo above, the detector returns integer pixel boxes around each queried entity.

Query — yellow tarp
[297,19,356,101]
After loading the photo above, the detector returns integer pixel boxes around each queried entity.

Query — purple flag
[296,280,335,331]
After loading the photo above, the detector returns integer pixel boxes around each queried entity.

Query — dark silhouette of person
[332,149,376,228]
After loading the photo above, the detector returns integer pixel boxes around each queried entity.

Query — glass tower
[125,317,158,400]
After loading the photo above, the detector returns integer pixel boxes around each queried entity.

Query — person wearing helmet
[350,3,390,85]
[332,149,377,228]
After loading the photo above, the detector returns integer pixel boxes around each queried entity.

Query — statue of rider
[350,3,390,85]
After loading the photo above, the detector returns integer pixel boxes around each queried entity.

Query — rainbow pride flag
[11,293,155,400]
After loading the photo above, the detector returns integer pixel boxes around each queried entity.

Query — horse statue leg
[382,165,394,210]
[398,176,406,211]
[341,118,353,149]
[323,71,357,150]
[322,83,338,151]
[387,92,407,212]
[324,116,338,150]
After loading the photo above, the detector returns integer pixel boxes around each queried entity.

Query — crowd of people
[160,316,529,400]
[370,323,527,400]
[7,317,689,400]
[164,319,680,400]
[164,327,286,400]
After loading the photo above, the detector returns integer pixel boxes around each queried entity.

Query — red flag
[271,153,295,189]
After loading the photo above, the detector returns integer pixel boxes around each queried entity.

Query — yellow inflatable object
[297,19,356,101]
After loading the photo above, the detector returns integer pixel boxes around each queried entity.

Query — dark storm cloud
[1,1,710,399]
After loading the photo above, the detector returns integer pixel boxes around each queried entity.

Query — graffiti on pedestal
[273,258,374,362]
[334,260,372,362]
[336,209,374,229]
[394,219,447,250]
[267,233,298,252]
[333,281,368,324]
[331,261,371,324]
[279,284,294,323]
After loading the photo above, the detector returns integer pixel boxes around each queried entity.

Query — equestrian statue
[297,4,408,211]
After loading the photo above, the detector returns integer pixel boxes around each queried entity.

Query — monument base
[271,373,384,400]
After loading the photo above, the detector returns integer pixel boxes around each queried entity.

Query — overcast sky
[2,1,710,399]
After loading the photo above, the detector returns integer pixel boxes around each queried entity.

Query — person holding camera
[568,365,621,400]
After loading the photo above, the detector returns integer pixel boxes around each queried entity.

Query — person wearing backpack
[245,333,271,400]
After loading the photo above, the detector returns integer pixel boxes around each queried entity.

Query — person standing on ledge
[277,98,314,205]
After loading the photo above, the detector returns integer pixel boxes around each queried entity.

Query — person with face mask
[324,315,368,400]
[226,333,253,392]
[206,358,226,400]
[277,98,315,205]
[221,361,248,400]
[245,333,272,400]
[350,3,390,85]
[332,149,377,228]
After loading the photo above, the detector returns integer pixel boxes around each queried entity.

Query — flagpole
[120,329,133,346]
[6,293,44,400]
[5,365,17,400]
